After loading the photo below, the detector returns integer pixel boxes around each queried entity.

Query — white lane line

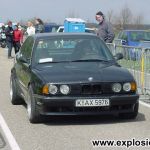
[140,101,150,108]
[0,113,20,150]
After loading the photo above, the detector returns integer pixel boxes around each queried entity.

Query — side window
[20,37,34,62]
[59,28,64,32]
[51,27,57,32]
[121,32,128,41]
[118,32,123,39]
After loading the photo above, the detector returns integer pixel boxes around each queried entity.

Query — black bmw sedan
[10,33,139,123]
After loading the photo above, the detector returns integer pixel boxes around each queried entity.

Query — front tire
[10,75,23,105]
[27,86,41,123]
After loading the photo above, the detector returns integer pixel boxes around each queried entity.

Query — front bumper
[33,94,139,116]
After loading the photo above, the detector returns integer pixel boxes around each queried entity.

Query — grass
[118,58,150,73]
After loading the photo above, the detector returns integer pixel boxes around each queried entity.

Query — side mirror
[121,40,127,45]
[16,54,30,64]
[19,57,28,63]
[114,53,123,60]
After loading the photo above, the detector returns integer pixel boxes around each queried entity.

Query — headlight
[60,85,70,95]
[112,83,122,93]
[123,83,131,92]
[49,84,58,95]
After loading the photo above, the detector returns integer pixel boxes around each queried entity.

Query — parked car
[10,33,139,123]
[114,30,150,60]
[57,26,96,34]
[44,23,62,32]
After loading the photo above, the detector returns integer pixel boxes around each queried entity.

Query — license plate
[75,99,110,107]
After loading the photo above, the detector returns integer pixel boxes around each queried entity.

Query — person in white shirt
[26,21,35,36]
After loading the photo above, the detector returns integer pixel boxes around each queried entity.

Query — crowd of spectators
[0,18,45,58]
[0,11,115,58]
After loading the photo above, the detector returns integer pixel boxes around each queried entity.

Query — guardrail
[106,43,150,101]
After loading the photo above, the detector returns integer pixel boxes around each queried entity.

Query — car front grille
[70,83,112,95]
[81,84,102,94]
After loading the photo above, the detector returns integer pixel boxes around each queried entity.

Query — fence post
[113,43,116,55]
[141,48,145,94]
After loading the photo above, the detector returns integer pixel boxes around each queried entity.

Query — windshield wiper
[37,59,114,64]
[38,60,70,64]
[141,39,150,41]
[71,59,113,62]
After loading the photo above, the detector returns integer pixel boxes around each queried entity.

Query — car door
[16,37,34,99]
[114,31,123,45]
[120,31,128,45]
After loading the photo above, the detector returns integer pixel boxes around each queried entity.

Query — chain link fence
[107,43,150,102]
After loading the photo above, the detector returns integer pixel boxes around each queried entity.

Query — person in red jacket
[13,25,23,54]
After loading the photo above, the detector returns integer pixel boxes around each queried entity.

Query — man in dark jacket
[5,21,14,58]
[95,11,115,43]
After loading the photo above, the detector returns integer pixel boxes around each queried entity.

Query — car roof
[58,26,95,30]
[31,32,98,40]
[85,28,95,30]
[121,29,148,32]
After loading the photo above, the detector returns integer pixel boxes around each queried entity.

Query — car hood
[129,41,150,47]
[128,41,140,46]
[33,62,134,83]
[138,41,150,48]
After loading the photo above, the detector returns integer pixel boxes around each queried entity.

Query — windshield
[129,31,150,42]
[33,36,114,64]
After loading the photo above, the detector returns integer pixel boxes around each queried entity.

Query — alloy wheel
[10,79,13,101]
[27,94,32,119]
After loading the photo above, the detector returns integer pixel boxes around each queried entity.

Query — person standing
[0,25,6,36]
[95,11,115,43]
[35,18,45,33]
[5,21,14,58]
[13,25,23,54]
[0,25,6,46]
[26,21,35,36]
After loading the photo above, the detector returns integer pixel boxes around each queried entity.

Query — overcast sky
[0,0,149,24]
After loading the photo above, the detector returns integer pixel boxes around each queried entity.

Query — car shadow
[21,103,146,125]
[43,113,145,126]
